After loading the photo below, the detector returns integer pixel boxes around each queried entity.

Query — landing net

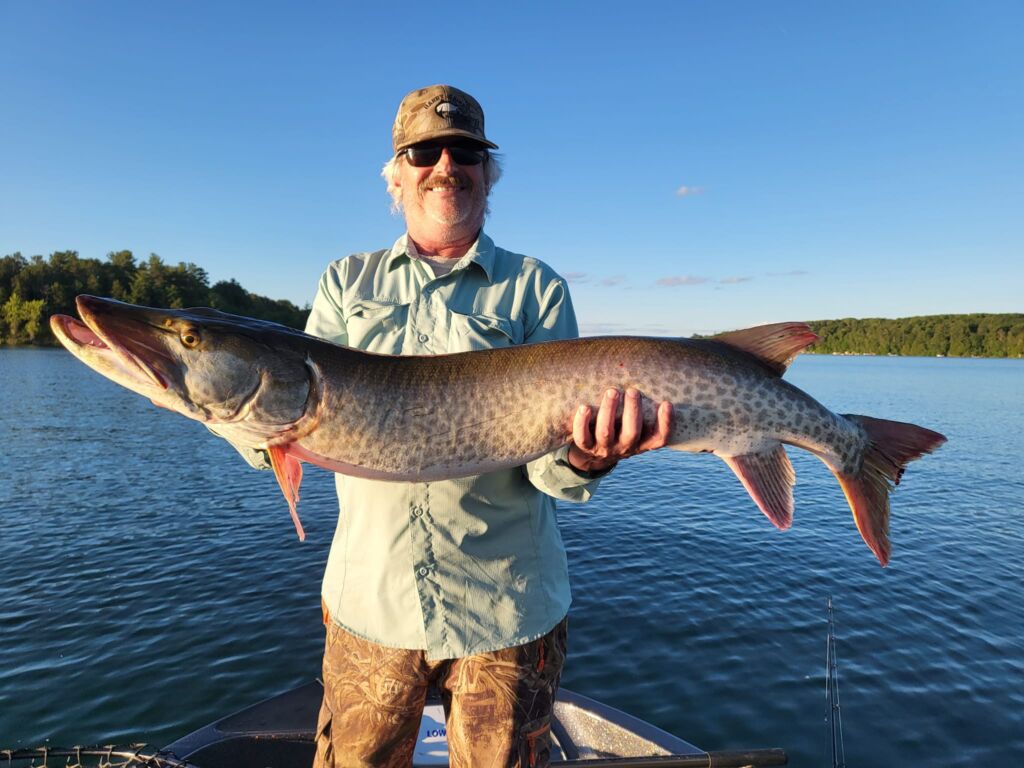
[0,746,195,768]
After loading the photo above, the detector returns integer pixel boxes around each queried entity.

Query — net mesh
[0,746,195,768]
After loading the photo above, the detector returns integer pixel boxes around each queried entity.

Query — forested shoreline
[805,315,1024,358]
[2,250,1022,356]
[1,250,309,346]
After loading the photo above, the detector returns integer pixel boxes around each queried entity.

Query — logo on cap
[435,102,459,119]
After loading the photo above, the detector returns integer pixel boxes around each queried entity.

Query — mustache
[419,174,473,194]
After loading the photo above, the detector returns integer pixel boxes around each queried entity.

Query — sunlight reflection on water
[1,349,1021,766]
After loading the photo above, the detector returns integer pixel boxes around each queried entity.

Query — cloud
[580,322,676,336]
[719,276,752,284]
[675,185,706,197]
[766,270,809,277]
[562,273,631,288]
[657,275,709,287]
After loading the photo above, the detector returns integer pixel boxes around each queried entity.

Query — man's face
[394,140,488,246]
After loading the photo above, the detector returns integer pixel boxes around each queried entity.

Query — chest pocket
[345,299,410,353]
[448,310,523,351]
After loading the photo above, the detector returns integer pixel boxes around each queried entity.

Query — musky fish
[51,296,945,564]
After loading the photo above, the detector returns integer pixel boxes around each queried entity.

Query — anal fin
[268,444,306,541]
[722,445,796,529]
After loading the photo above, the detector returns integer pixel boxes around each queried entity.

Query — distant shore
[4,250,1022,356]
[803,314,1024,358]
[806,350,1024,359]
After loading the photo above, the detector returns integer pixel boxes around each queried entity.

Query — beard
[413,172,486,229]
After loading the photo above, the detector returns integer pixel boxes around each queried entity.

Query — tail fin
[835,416,946,566]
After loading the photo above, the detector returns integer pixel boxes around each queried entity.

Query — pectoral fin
[268,444,306,541]
[722,445,796,529]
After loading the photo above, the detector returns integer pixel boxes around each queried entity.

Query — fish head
[51,296,318,444]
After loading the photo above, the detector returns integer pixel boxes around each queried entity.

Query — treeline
[1,250,309,346]
[806,315,1024,358]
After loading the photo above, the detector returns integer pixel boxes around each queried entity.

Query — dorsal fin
[711,322,819,375]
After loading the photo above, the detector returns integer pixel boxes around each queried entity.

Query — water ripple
[1,350,1022,765]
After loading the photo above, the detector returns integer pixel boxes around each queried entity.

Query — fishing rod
[826,594,846,768]
[554,749,788,766]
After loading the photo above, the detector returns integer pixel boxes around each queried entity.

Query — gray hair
[381,152,503,213]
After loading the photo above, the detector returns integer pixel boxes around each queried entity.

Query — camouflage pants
[312,617,568,768]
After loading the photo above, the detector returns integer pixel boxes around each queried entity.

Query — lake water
[1,348,1022,766]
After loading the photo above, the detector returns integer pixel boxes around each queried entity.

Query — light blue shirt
[306,232,601,660]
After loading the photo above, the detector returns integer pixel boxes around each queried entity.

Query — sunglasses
[399,142,488,167]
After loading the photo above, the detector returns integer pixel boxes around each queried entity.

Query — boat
[2,681,786,767]
[163,680,788,767]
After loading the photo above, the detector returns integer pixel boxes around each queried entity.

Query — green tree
[0,253,27,307]
[2,290,46,344]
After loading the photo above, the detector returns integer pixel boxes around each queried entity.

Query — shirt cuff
[556,447,615,480]
[526,445,607,502]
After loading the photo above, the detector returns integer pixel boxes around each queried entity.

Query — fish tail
[834,415,946,566]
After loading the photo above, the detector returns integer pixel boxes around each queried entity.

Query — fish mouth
[50,296,174,391]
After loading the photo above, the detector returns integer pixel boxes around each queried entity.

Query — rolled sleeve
[525,445,606,502]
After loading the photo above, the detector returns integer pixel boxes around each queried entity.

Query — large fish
[51,295,945,564]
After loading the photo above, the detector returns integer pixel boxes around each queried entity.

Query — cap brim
[395,128,498,152]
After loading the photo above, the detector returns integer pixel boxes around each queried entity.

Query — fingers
[618,388,643,450]
[571,389,674,463]
[637,400,674,452]
[594,389,619,450]
[573,404,594,451]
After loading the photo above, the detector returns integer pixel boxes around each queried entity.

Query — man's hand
[567,388,674,474]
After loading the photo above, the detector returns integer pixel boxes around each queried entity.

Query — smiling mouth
[421,175,471,195]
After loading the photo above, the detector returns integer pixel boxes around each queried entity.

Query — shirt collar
[386,231,496,283]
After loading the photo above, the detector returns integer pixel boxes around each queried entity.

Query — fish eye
[180,328,201,348]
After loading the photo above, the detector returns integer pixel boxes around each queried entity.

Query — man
[304,85,672,767]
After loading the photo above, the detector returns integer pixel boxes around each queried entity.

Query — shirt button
[418,567,429,577]
[411,506,423,518]
[417,333,429,343]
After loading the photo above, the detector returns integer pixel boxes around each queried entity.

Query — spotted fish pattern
[51,298,947,566]
[292,324,945,565]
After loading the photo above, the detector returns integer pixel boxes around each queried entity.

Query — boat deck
[164,680,704,766]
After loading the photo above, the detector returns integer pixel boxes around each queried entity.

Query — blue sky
[2,1,1021,335]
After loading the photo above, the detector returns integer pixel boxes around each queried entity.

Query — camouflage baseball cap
[392,84,498,152]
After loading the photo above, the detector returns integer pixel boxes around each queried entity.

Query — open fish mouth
[50,296,173,391]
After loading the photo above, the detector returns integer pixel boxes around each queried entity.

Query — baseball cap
[392,84,499,152]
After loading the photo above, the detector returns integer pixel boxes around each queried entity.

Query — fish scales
[50,296,946,564]
[302,336,859,480]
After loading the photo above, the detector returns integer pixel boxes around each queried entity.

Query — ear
[389,158,403,192]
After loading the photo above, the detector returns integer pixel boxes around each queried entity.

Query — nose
[433,147,457,172]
